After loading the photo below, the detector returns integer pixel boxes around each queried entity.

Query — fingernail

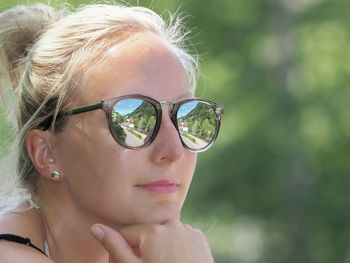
[91,225,105,240]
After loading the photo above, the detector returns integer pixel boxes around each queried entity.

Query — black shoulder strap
[0,234,48,257]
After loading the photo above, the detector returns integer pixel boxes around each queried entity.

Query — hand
[90,220,214,263]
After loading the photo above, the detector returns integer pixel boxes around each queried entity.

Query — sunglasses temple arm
[64,101,104,116]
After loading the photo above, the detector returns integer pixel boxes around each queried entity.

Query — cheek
[54,117,135,211]
[58,142,138,221]
[182,152,197,185]
[176,152,197,206]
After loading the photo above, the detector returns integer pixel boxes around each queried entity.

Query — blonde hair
[0,3,198,206]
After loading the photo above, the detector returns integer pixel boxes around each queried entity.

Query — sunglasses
[64,94,224,152]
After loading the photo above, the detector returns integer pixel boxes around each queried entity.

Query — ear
[27,129,57,180]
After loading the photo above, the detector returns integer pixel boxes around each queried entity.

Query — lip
[136,179,179,194]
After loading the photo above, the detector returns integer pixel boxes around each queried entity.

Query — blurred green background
[1,0,350,262]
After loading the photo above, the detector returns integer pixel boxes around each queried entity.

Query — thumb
[91,224,141,263]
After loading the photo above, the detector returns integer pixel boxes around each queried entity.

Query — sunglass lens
[177,101,217,151]
[111,99,157,147]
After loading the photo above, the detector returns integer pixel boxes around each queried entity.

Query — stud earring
[51,170,62,182]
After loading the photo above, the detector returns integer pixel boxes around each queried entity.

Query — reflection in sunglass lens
[111,99,157,147]
[177,101,217,150]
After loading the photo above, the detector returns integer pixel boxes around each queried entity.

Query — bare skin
[0,32,214,263]
[0,205,53,262]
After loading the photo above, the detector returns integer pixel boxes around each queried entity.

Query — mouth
[136,179,179,194]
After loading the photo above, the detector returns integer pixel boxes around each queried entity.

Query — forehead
[80,31,191,105]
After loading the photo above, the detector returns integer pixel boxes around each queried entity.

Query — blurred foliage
[1,0,350,262]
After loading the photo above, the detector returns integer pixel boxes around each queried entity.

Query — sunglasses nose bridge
[159,100,175,118]
[159,100,179,130]
[159,100,173,107]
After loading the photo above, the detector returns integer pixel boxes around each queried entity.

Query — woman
[0,3,223,263]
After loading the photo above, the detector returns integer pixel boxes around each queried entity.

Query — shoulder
[0,241,54,262]
[0,203,52,262]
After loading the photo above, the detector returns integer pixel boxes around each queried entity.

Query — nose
[150,108,185,164]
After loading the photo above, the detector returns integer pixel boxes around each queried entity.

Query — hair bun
[0,4,61,88]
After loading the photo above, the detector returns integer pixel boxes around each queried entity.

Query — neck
[37,182,119,263]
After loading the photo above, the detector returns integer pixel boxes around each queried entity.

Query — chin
[135,203,181,225]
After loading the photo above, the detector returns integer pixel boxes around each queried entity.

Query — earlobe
[27,129,61,181]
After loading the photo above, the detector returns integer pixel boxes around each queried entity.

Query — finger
[119,224,159,247]
[91,224,141,263]
[109,254,118,263]
[109,255,117,263]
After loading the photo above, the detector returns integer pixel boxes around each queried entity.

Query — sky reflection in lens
[177,101,198,118]
[114,99,143,116]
